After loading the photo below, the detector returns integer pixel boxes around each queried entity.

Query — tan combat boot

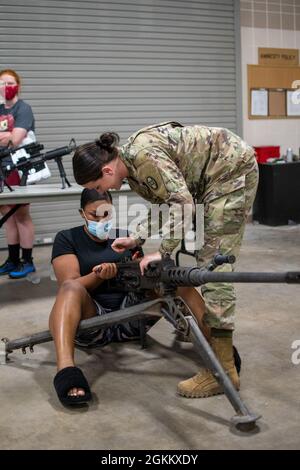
[177,335,240,398]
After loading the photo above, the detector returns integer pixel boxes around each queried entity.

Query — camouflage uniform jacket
[119,121,257,254]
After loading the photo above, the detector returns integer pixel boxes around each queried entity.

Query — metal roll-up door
[0,0,241,248]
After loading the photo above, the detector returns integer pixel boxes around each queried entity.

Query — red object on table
[254,146,280,164]
[5,170,21,186]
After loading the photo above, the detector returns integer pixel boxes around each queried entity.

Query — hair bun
[96,132,119,151]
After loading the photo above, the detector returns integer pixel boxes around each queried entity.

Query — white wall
[241,26,300,156]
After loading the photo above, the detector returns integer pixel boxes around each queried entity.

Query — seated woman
[50,188,209,407]
[50,188,152,407]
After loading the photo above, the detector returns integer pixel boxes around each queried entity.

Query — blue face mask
[83,212,113,240]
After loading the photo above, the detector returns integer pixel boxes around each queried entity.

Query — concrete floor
[0,223,299,450]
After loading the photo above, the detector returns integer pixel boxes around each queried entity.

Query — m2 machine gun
[0,138,76,193]
[1,255,299,432]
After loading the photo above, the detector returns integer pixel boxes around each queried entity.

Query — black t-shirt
[51,226,141,310]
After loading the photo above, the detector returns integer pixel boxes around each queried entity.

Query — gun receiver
[114,255,300,296]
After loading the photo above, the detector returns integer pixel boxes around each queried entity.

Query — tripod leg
[187,315,260,431]
[5,182,13,192]
[1,299,162,358]
[64,177,71,188]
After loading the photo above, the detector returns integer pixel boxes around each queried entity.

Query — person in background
[0,68,36,278]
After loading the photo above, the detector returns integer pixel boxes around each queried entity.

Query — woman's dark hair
[73,132,120,185]
[80,188,112,209]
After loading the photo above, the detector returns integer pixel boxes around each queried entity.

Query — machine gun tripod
[1,255,299,432]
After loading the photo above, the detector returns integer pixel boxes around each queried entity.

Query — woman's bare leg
[0,205,19,245]
[49,280,97,396]
[14,205,34,249]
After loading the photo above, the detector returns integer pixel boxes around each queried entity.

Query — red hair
[0,69,21,86]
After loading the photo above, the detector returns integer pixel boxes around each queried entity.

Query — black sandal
[53,366,92,407]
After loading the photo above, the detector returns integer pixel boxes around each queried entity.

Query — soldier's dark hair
[73,132,120,185]
[80,188,112,209]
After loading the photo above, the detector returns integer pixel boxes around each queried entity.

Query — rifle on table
[0,138,76,193]
[1,254,299,431]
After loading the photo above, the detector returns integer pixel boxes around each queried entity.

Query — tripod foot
[231,413,261,432]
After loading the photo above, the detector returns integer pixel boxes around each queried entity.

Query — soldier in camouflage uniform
[73,121,258,398]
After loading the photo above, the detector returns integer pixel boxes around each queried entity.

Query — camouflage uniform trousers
[195,163,259,331]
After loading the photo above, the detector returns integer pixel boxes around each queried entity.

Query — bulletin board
[248,64,300,119]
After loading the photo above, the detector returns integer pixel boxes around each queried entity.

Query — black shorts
[75,295,158,348]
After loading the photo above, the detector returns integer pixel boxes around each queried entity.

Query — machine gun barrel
[160,266,300,286]
[43,138,76,161]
